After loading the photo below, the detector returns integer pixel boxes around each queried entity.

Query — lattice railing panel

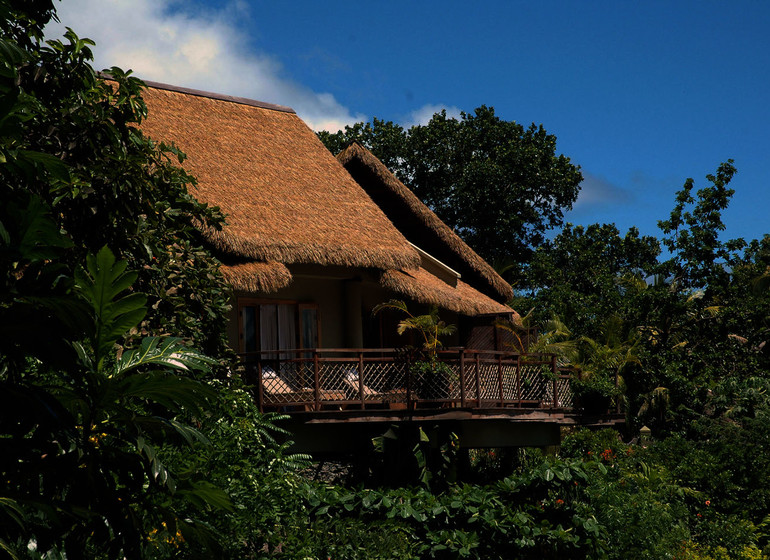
[318,361,357,400]
[412,362,454,401]
[500,364,519,400]
[259,361,315,404]
[476,362,499,401]
[556,377,574,408]
[247,350,575,411]
[461,363,478,400]
[362,360,407,401]
[520,364,549,401]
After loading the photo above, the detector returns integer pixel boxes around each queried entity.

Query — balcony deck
[239,348,624,452]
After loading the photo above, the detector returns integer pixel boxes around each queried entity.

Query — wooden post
[256,360,264,412]
[551,354,558,408]
[313,349,320,411]
[497,354,504,407]
[515,354,521,407]
[474,353,482,407]
[406,350,413,411]
[459,349,466,408]
[358,351,365,407]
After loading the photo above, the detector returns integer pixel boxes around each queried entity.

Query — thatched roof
[381,268,518,317]
[135,80,515,318]
[220,261,292,293]
[139,81,420,271]
[337,142,513,302]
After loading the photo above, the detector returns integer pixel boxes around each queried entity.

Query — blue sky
[48,0,770,246]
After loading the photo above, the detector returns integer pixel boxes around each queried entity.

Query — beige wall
[228,266,465,352]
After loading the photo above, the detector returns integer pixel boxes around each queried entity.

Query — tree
[521,223,660,339]
[1,245,227,558]
[2,1,231,359]
[0,2,240,556]
[515,162,770,433]
[319,106,582,272]
[658,159,747,293]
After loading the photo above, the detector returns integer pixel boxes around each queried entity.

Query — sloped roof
[381,268,517,317]
[220,261,291,293]
[139,82,420,272]
[137,81,515,317]
[337,142,513,302]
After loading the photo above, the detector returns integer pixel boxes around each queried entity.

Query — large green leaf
[1,195,73,261]
[116,371,215,414]
[113,336,218,377]
[74,246,147,369]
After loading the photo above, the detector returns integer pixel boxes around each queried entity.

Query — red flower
[705,500,711,506]
[600,449,615,462]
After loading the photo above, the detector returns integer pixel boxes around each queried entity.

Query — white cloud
[402,103,462,128]
[45,0,364,131]
[573,172,632,209]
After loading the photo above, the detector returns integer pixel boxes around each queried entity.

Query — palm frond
[113,337,218,377]
[372,299,410,317]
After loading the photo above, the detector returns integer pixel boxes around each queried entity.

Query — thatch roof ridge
[139,86,421,272]
[140,78,295,113]
[381,268,517,317]
[337,142,513,302]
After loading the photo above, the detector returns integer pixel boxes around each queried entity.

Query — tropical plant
[1,241,229,558]
[373,299,457,358]
[373,300,457,400]
[493,309,533,353]
[524,316,639,412]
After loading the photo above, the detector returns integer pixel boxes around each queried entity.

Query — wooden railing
[239,348,574,413]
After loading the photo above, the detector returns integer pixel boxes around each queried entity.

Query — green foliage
[1,4,238,557]
[373,299,456,357]
[517,161,770,435]
[522,223,660,339]
[160,381,313,559]
[1,1,231,359]
[1,246,227,558]
[559,428,770,559]
[74,246,148,369]
[319,107,582,272]
[371,425,460,490]
[302,456,608,559]
[522,315,637,412]
[659,160,747,291]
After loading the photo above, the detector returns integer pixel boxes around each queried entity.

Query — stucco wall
[228,266,469,352]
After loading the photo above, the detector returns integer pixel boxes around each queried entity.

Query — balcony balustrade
[239,348,574,413]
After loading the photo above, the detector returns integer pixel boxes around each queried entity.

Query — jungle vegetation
[3,2,770,558]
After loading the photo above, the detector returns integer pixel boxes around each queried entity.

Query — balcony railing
[239,348,574,412]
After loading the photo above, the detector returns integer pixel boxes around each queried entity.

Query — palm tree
[372,300,456,359]
[373,300,457,399]
[524,315,640,412]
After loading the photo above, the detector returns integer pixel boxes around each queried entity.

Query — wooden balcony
[238,349,626,453]
[240,348,574,413]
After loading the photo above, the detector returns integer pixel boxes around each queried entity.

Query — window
[239,299,319,355]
